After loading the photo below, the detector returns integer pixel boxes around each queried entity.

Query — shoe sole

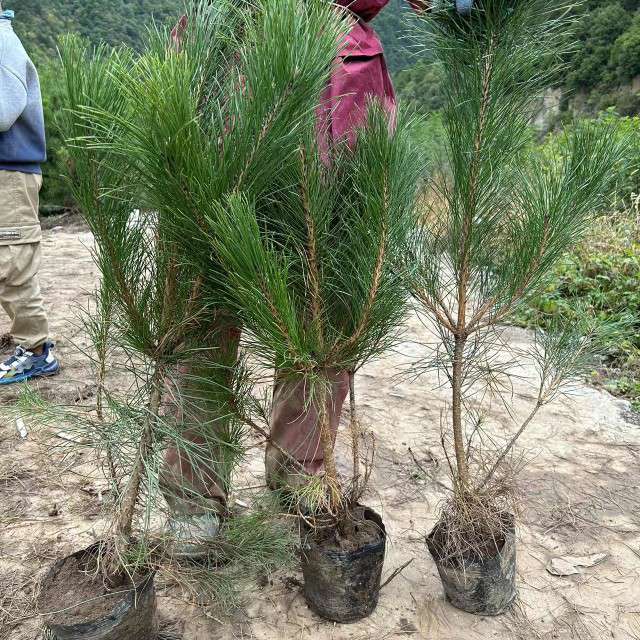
[0,364,61,386]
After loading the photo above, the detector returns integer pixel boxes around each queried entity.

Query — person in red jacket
[316,0,428,159]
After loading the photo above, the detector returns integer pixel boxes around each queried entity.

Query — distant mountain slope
[3,0,179,61]
[372,0,421,73]
[380,0,640,116]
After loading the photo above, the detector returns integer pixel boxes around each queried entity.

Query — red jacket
[337,0,428,57]
[318,0,427,157]
[171,2,428,155]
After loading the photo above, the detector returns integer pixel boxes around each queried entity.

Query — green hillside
[7,0,638,109]
[384,0,640,116]
[3,0,179,61]
[372,0,418,73]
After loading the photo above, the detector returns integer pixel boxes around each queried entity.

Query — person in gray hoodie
[0,4,59,384]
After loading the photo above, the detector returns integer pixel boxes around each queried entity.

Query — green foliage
[207,107,422,511]
[565,2,629,92]
[210,110,422,375]
[57,0,346,564]
[517,211,640,410]
[38,61,73,211]
[373,0,420,73]
[4,0,181,211]
[406,111,447,171]
[611,14,640,82]
[392,1,640,116]
[539,110,640,206]
[5,0,178,61]
[411,0,626,500]
[395,61,445,113]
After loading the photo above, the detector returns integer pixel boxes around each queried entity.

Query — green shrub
[566,2,630,92]
[539,110,640,200]
[518,210,640,409]
[612,15,640,82]
[395,61,445,114]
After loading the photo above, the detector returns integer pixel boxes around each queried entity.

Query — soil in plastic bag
[38,543,156,640]
[427,514,516,616]
[301,505,386,623]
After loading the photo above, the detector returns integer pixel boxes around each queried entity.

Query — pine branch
[114,366,163,539]
[331,173,390,360]
[480,396,543,490]
[301,146,324,348]
[233,81,294,192]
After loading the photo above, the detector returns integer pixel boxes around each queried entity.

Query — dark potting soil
[39,552,144,626]
[310,505,384,553]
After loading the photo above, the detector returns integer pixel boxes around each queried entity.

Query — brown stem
[447,37,497,492]
[480,365,562,489]
[300,146,324,349]
[415,289,456,334]
[480,398,543,489]
[378,558,414,592]
[96,310,118,487]
[234,83,294,192]
[348,371,360,492]
[114,366,163,539]
[451,335,469,490]
[316,379,341,512]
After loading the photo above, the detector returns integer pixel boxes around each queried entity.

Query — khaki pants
[0,171,48,350]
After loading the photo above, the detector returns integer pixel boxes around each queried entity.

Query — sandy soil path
[1,228,639,640]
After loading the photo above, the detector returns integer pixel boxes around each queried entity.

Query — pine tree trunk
[348,371,360,494]
[316,377,341,512]
[114,367,163,539]
[452,335,469,490]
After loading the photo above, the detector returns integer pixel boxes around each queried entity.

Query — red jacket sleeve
[335,1,387,21]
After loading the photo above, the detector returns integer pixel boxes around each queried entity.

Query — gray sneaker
[168,512,221,560]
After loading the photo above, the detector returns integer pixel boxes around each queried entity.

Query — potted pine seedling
[26,1,347,636]
[27,35,214,639]
[411,0,627,616]
[208,109,422,622]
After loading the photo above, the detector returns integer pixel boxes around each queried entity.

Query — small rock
[15,418,28,439]
[547,552,608,576]
[48,503,59,517]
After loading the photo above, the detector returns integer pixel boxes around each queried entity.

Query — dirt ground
[1,225,639,640]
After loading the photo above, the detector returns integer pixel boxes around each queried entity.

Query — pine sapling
[413,0,627,571]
